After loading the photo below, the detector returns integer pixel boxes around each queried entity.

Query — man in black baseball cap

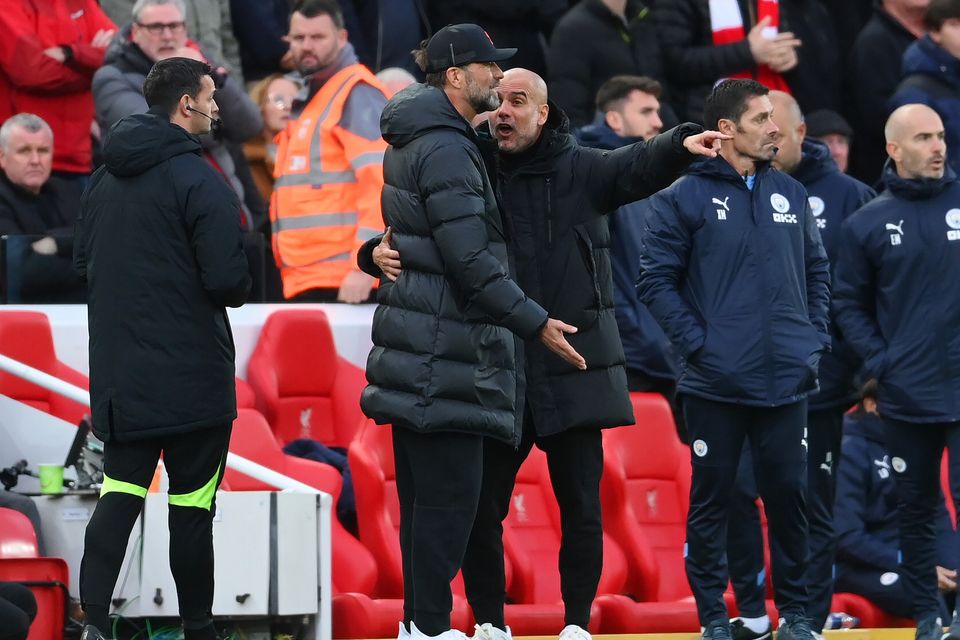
[363,21,586,640]
[806,109,854,173]
[423,23,517,73]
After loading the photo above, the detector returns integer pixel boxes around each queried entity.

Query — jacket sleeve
[214,73,263,143]
[182,168,252,307]
[93,66,148,130]
[636,189,706,359]
[546,21,595,127]
[421,144,549,340]
[66,3,117,73]
[834,220,888,378]
[834,434,901,570]
[357,234,384,278]
[585,123,702,214]
[654,0,757,87]
[803,199,831,344]
[334,84,388,267]
[0,5,96,93]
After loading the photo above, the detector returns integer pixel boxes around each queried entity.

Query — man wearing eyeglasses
[92,0,263,229]
[0,0,117,178]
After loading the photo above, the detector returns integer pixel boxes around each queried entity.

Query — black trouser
[461,409,604,630]
[727,407,844,628]
[883,417,960,620]
[682,396,809,626]
[0,582,36,640]
[393,427,484,636]
[80,424,232,633]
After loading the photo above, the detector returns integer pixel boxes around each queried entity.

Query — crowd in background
[0,0,935,304]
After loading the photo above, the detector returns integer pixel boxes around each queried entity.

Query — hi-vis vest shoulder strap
[271,64,387,298]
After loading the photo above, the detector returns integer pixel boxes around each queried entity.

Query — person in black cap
[359,23,587,640]
[806,109,854,174]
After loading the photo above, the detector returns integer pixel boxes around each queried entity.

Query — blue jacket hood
[794,138,838,184]
[882,161,957,200]
[574,120,641,151]
[902,35,960,86]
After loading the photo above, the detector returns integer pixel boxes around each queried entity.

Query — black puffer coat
[496,106,699,435]
[361,84,549,444]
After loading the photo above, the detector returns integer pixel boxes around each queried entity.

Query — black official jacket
[75,108,251,442]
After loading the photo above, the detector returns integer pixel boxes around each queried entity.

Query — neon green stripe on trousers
[168,464,222,511]
[100,474,148,499]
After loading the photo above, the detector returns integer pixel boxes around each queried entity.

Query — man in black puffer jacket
[365,66,724,640]
[360,26,587,640]
[639,80,830,640]
[835,104,960,640]
[75,58,251,640]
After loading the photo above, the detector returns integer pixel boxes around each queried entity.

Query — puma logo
[885,220,905,235]
[712,196,730,211]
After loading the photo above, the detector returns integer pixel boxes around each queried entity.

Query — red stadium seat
[0,508,69,640]
[235,377,256,409]
[499,447,624,634]
[0,311,89,424]
[830,592,913,629]
[246,310,367,447]
[0,508,39,559]
[600,393,692,602]
[225,410,384,601]
[345,419,474,634]
[347,419,405,599]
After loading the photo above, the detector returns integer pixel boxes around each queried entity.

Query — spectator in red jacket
[0,1,116,177]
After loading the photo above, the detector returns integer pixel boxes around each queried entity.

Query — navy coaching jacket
[794,139,877,410]
[638,156,831,406]
[835,165,960,423]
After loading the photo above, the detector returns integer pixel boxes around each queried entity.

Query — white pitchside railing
[0,352,333,640]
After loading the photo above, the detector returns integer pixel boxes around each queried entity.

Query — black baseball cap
[805,109,853,139]
[424,24,516,73]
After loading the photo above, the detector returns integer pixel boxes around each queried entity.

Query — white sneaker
[558,625,592,640]
[410,622,470,640]
[472,623,513,640]
[399,622,411,640]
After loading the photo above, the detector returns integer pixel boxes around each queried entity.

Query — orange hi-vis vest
[271,64,388,298]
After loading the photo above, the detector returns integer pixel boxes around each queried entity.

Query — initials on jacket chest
[868,197,960,280]
[692,185,806,255]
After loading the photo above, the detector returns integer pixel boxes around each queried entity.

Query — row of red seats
[0,310,916,637]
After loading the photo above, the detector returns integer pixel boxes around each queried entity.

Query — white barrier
[0,352,333,640]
